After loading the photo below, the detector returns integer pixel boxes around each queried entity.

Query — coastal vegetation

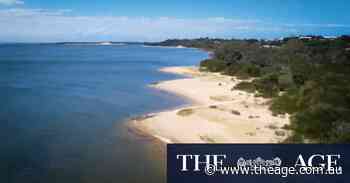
[145,38,225,51]
[152,35,350,143]
[177,108,195,116]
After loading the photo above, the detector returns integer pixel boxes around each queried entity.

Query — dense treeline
[145,38,244,51]
[197,36,350,143]
[150,36,350,143]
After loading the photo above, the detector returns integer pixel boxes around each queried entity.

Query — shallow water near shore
[0,44,207,183]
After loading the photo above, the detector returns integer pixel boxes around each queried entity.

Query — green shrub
[234,82,255,93]
[270,89,299,114]
[252,73,280,97]
[278,72,295,91]
[292,104,350,143]
[223,63,261,79]
[200,59,226,72]
[283,133,305,143]
[290,60,313,86]
[223,64,241,76]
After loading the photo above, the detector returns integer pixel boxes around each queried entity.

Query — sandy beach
[130,66,290,143]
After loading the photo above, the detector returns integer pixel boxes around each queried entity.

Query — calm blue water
[0,44,207,183]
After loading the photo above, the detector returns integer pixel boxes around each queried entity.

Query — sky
[0,0,349,42]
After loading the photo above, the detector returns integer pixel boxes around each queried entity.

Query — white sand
[131,66,290,143]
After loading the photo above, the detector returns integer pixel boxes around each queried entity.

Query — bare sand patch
[131,66,290,143]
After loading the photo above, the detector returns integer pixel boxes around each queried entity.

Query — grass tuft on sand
[177,108,194,116]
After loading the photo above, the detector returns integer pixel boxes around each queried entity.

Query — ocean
[0,44,208,183]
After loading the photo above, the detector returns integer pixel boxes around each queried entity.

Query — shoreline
[129,66,290,144]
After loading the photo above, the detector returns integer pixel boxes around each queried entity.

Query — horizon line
[1,34,349,44]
